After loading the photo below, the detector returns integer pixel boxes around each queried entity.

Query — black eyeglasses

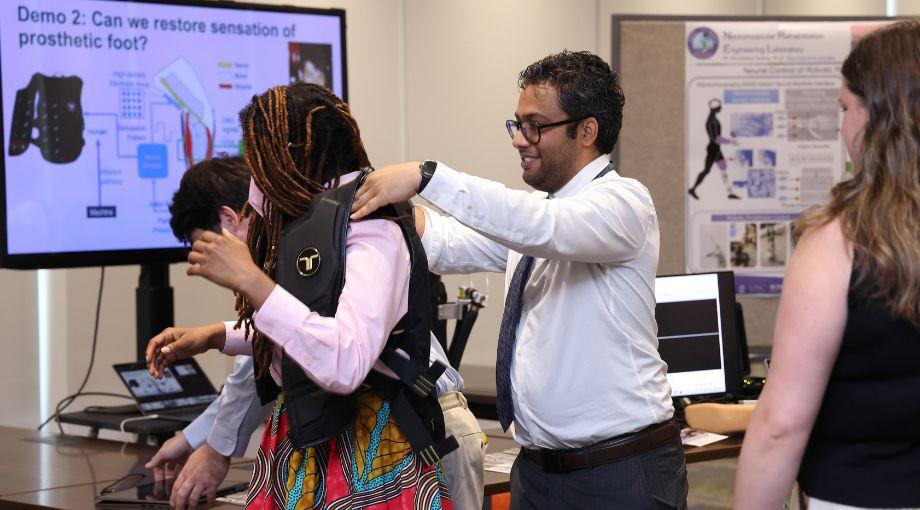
[505,114,594,144]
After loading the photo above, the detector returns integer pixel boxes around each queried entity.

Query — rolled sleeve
[221,321,253,356]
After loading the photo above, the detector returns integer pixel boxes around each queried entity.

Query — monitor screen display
[655,271,742,398]
[1,0,346,268]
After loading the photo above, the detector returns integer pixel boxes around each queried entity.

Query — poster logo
[688,27,719,59]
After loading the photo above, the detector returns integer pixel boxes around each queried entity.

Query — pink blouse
[222,172,411,394]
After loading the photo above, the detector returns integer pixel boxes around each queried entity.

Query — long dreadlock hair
[237,83,371,375]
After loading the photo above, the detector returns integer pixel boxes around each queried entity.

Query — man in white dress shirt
[352,50,688,509]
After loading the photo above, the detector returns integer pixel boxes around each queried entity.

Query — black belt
[521,419,681,473]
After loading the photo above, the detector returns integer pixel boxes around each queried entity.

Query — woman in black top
[734,20,920,509]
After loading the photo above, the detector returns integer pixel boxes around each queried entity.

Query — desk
[58,410,186,444]
[0,426,247,509]
[0,424,743,508]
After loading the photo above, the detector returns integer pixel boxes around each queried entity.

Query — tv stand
[59,262,179,441]
[135,262,174,362]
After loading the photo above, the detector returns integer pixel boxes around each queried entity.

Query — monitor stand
[59,262,180,443]
[136,262,174,362]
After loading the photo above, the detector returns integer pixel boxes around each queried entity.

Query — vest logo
[296,247,321,277]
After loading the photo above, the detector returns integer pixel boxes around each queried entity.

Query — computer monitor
[655,271,743,398]
[0,0,347,269]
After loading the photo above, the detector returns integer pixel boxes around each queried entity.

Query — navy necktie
[492,166,613,432]
[495,252,535,431]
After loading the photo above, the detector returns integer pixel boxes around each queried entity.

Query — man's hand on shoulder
[351,161,423,220]
[170,443,231,510]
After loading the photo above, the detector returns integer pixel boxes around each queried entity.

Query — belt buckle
[540,450,565,473]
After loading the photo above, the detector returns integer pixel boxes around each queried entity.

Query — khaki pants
[440,391,486,510]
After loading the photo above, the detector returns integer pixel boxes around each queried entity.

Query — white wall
[0,0,895,428]
[764,0,886,15]
[897,0,920,14]
[0,269,38,428]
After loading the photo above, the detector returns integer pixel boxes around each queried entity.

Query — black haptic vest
[253,170,458,466]
[9,73,85,164]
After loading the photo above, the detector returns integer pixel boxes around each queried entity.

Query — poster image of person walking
[688,98,740,200]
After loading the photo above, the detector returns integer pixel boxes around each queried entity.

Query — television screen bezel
[0,0,347,269]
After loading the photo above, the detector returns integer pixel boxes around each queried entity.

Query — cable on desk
[120,414,161,434]
[38,267,108,432]
[44,391,134,436]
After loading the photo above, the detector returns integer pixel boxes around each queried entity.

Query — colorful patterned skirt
[246,391,453,510]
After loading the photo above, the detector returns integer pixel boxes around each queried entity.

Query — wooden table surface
[0,426,248,509]
[0,426,155,496]
[0,414,743,507]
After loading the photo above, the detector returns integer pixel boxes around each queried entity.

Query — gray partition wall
[611,16,886,348]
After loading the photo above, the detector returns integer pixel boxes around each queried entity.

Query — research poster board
[0,0,345,268]
[684,21,886,295]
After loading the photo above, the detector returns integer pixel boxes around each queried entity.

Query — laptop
[113,359,218,423]
[95,461,251,508]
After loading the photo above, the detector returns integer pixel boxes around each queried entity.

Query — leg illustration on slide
[689,98,738,200]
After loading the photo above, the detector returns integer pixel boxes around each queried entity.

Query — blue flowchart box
[137,143,168,179]
[725,89,779,104]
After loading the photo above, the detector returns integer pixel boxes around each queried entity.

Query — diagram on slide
[81,57,215,223]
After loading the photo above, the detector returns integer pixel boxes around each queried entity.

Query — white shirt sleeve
[419,205,508,274]
[420,162,655,264]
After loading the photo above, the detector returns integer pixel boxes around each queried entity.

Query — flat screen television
[0,0,347,269]
[655,271,744,398]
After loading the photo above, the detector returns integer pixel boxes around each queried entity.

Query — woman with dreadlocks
[147,83,455,510]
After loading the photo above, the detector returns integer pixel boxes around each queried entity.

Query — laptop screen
[114,359,217,413]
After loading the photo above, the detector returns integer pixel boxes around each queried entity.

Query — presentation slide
[1,0,344,257]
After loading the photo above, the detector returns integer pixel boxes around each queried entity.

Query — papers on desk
[680,427,729,447]
[484,447,520,474]
[216,490,248,506]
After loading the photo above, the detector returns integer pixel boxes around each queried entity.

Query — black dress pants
[509,437,688,510]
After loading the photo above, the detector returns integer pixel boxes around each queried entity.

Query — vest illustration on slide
[8,73,85,164]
